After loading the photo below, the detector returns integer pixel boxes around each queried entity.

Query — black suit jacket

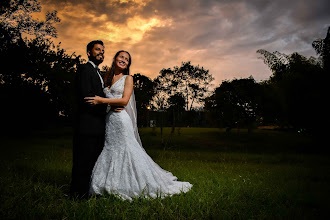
[74,62,107,135]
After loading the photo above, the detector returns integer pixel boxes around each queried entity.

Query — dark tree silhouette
[132,73,155,127]
[152,62,213,111]
[168,92,185,132]
[178,62,214,111]
[0,0,80,133]
[0,0,60,40]
[256,27,330,131]
[313,27,330,72]
[205,77,262,131]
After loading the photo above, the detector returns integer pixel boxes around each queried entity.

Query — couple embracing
[70,40,192,200]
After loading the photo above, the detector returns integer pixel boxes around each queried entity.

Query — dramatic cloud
[38,0,330,85]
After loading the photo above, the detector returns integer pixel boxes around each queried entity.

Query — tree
[168,92,185,132]
[151,68,176,111]
[26,38,81,119]
[152,61,214,111]
[257,40,325,131]
[0,36,81,130]
[178,62,214,111]
[0,0,80,132]
[132,73,155,127]
[312,27,330,72]
[0,0,60,41]
[205,77,262,131]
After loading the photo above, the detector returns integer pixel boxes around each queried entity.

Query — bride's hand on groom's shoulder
[85,96,103,105]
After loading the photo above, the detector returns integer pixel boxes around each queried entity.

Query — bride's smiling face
[115,52,130,71]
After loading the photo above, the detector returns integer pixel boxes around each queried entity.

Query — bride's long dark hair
[104,50,132,88]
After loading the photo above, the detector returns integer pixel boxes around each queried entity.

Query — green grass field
[0,127,329,219]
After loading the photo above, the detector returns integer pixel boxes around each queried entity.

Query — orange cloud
[101,16,171,44]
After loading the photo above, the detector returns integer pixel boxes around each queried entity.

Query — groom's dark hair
[87,40,104,53]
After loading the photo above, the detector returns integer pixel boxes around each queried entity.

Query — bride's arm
[85,75,133,106]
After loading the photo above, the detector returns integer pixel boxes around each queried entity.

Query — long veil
[125,90,145,152]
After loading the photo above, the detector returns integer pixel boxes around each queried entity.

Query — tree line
[204,30,329,133]
[1,0,328,135]
[135,28,329,135]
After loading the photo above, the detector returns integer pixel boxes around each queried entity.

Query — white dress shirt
[88,60,104,88]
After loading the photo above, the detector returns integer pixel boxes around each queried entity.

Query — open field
[0,127,329,219]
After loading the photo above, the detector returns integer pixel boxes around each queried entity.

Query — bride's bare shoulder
[125,75,133,82]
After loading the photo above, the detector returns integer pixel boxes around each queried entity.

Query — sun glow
[117,0,151,6]
[102,16,168,44]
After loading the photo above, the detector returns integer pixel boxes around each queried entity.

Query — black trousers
[70,133,104,198]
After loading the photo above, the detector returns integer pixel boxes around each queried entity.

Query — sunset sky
[37,0,330,86]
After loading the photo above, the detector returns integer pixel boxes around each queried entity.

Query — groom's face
[88,44,105,65]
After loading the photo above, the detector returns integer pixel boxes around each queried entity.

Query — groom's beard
[90,54,104,65]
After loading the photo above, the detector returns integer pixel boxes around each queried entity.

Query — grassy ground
[0,127,329,219]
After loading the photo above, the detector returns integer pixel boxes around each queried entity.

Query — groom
[70,40,107,199]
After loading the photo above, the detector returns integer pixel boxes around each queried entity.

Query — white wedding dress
[89,75,192,200]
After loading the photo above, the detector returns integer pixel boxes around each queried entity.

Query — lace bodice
[104,75,127,99]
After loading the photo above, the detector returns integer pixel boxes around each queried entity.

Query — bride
[85,50,192,200]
